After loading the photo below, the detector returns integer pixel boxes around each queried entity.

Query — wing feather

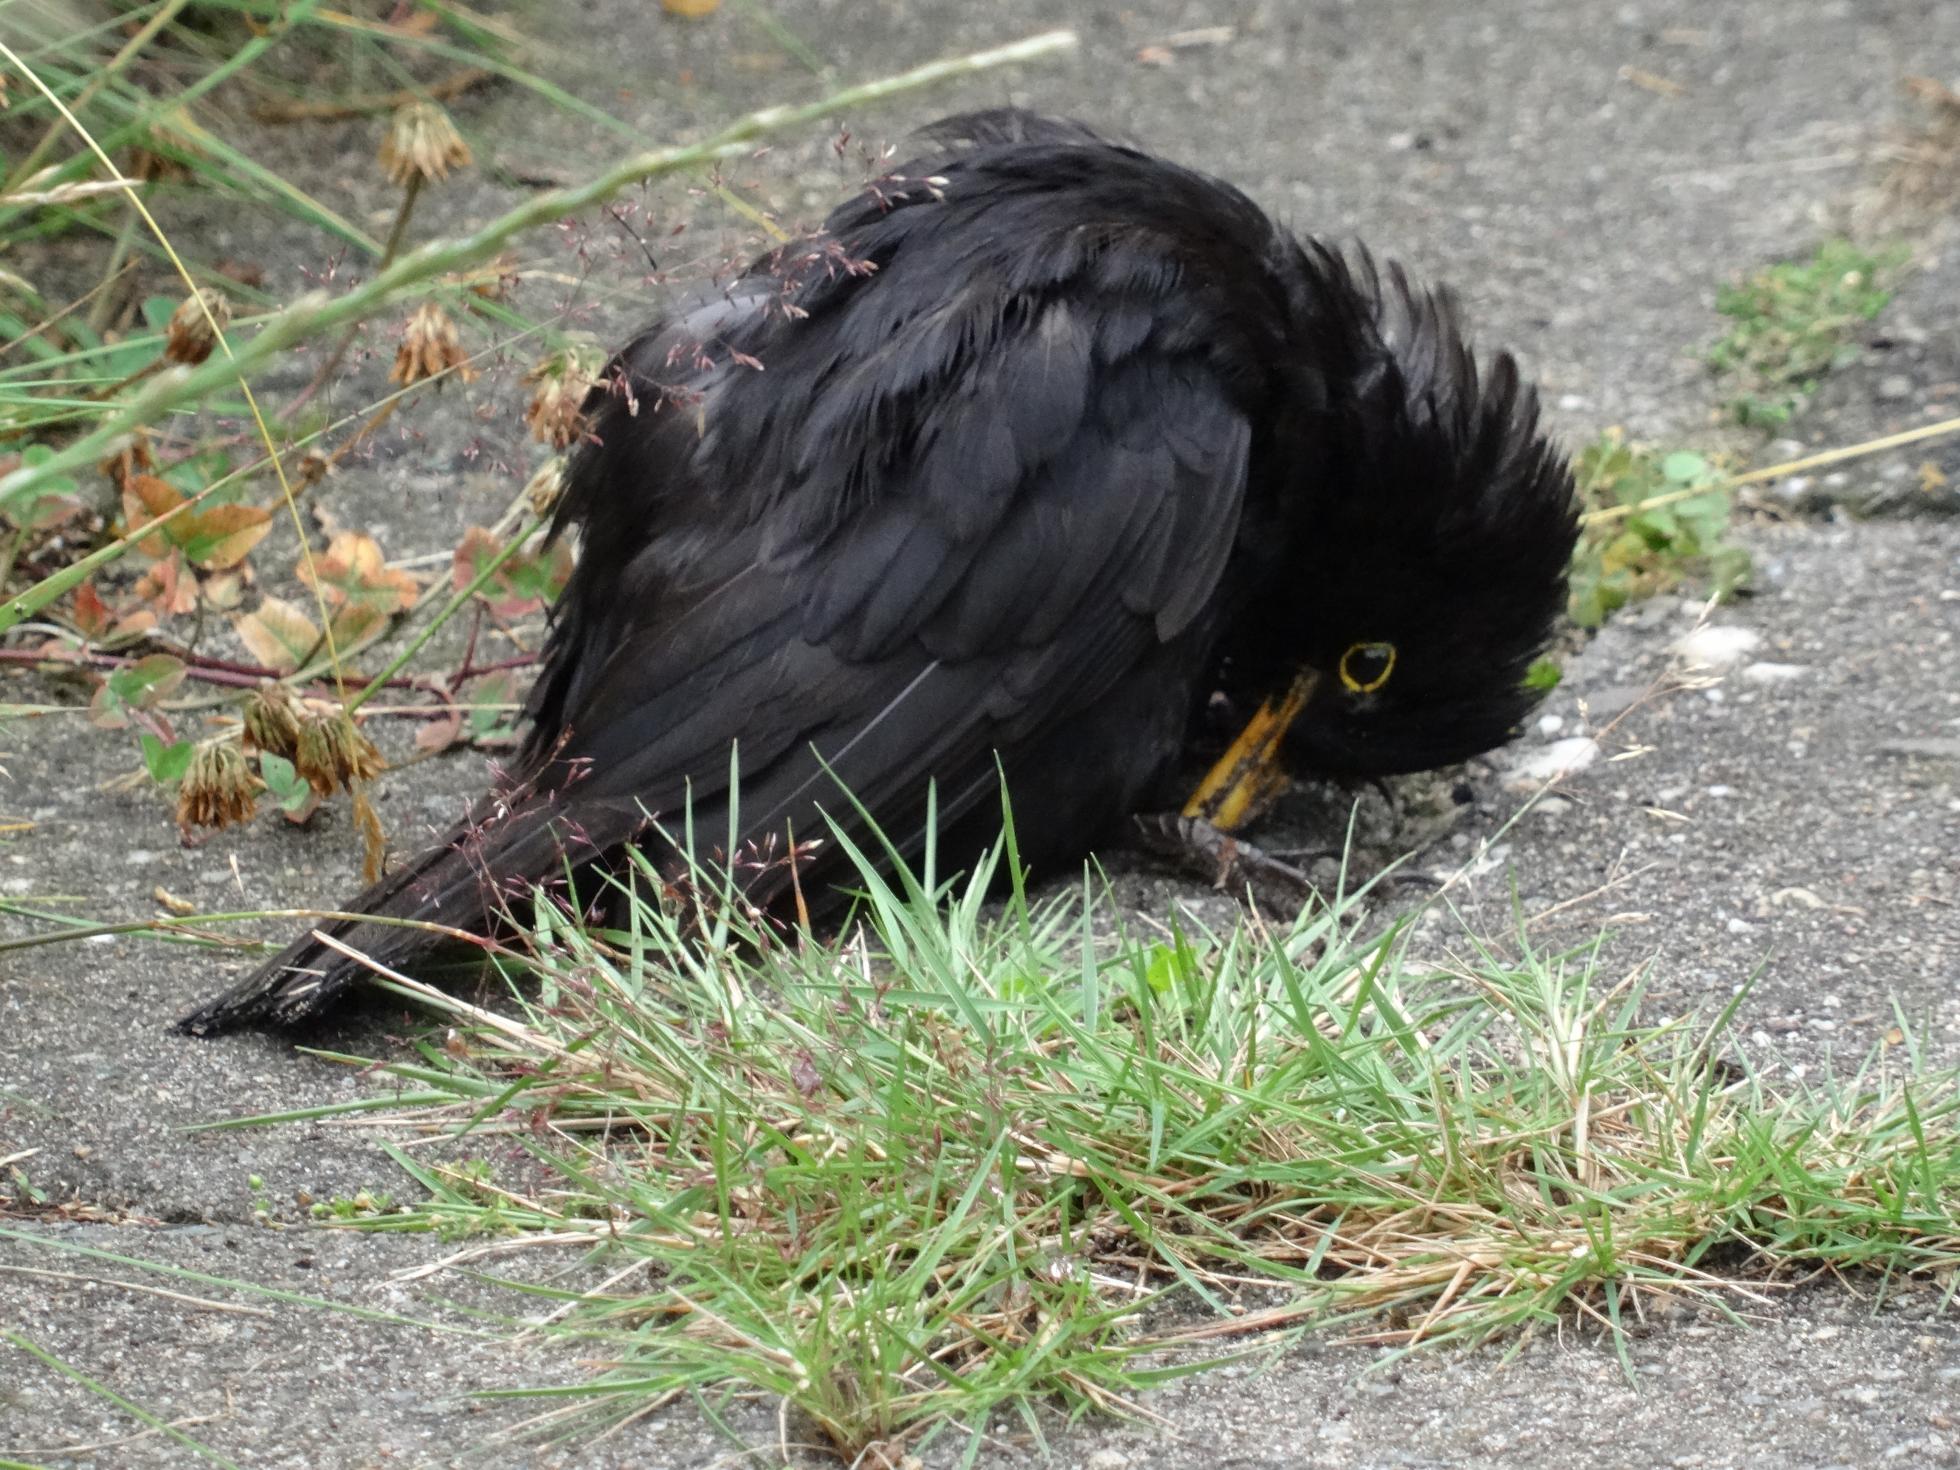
[181,114,1293,1032]
[525,306,1253,892]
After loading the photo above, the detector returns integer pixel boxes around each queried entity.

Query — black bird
[179,111,1577,1035]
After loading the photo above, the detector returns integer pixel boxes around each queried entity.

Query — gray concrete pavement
[4,1,1958,1464]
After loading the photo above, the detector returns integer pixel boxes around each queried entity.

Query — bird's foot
[1130,812,1317,908]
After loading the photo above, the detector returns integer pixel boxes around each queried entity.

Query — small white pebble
[1674,625,1762,669]
[1506,736,1601,786]
[1537,714,1565,737]
[1742,661,1810,685]
[1706,784,1733,797]
[1726,917,1754,935]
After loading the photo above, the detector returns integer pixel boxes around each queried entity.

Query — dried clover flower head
[131,145,190,185]
[390,303,476,387]
[164,289,231,366]
[295,447,332,492]
[177,741,263,831]
[294,704,386,797]
[523,456,565,519]
[242,683,305,758]
[446,254,515,303]
[129,124,198,184]
[379,101,472,187]
[522,346,602,449]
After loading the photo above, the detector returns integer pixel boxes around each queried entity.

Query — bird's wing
[175,129,1281,1034]
[524,281,1255,893]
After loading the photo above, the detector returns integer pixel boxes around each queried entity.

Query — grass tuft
[1567,432,1750,627]
[1708,238,1905,427]
[288,819,1960,1464]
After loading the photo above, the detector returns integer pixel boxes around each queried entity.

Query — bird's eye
[1338,641,1397,694]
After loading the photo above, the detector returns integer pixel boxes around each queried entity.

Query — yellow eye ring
[1338,641,1397,694]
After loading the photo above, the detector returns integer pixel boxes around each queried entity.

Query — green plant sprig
[244,805,1960,1461]
[0,28,1081,537]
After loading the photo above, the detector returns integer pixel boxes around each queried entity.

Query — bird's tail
[174,795,603,1035]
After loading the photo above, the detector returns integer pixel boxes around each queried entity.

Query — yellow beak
[1180,669,1319,832]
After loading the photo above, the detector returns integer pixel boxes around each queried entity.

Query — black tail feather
[175,829,471,1035]
[174,798,612,1035]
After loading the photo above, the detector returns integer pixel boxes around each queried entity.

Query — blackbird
[179,110,1577,1035]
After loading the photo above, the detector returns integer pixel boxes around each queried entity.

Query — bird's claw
[1131,812,1317,906]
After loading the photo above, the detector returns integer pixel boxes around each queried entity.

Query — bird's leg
[1130,670,1322,905]
[1130,811,1315,904]
[1179,669,1317,831]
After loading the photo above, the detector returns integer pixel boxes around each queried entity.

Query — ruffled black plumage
[179,110,1575,1035]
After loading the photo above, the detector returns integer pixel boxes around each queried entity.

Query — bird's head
[1245,249,1579,777]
